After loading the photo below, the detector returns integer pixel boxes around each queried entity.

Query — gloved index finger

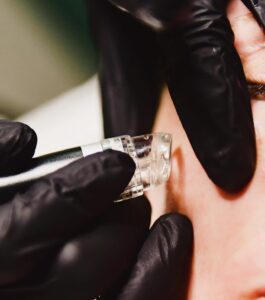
[0,150,135,285]
[163,0,257,192]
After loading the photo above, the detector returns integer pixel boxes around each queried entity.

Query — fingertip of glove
[211,163,256,193]
[157,213,193,234]
[0,121,37,173]
[100,150,136,175]
[15,122,37,156]
[154,213,193,251]
[205,142,256,193]
[152,214,193,295]
[48,150,136,203]
[93,150,136,189]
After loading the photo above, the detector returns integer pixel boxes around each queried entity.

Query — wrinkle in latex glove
[109,0,189,30]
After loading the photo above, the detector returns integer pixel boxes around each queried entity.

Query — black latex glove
[0,120,152,300]
[89,0,265,192]
[113,214,193,300]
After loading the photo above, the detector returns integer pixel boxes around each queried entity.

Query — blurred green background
[0,0,97,118]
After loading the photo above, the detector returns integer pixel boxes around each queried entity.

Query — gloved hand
[0,120,149,299]
[89,0,265,192]
[112,214,193,300]
[0,120,193,300]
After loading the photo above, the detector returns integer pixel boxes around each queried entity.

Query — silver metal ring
[248,83,265,99]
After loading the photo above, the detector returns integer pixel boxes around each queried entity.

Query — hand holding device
[0,120,193,300]
[0,120,150,299]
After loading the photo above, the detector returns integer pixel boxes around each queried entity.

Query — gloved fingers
[0,197,151,300]
[161,0,256,192]
[0,120,37,174]
[89,0,163,137]
[96,0,258,192]
[116,213,193,300]
[46,196,150,300]
[0,150,135,285]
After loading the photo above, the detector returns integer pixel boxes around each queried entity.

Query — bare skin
[149,0,265,298]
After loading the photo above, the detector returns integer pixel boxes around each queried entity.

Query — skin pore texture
[148,0,265,298]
